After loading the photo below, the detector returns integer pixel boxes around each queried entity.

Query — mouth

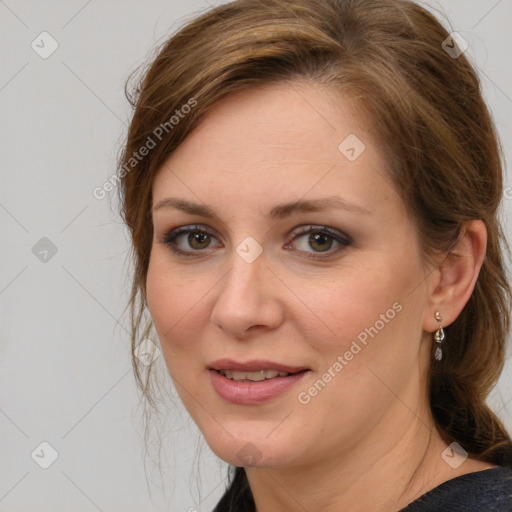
[215,368,307,381]
[207,359,311,404]
[208,358,309,379]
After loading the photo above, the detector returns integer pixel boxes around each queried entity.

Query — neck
[245,401,468,512]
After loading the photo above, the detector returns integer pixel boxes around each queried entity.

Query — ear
[422,220,487,332]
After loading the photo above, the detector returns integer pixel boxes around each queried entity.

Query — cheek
[146,255,207,365]
[290,282,421,445]
[295,255,423,389]
[302,260,425,398]
[295,263,402,348]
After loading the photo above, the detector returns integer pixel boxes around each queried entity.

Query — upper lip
[208,358,309,373]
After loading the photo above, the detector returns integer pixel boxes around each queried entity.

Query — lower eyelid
[287,240,349,257]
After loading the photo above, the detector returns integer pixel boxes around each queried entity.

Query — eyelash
[160,224,352,259]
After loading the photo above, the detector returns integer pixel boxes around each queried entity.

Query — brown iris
[188,231,211,249]
[308,232,333,252]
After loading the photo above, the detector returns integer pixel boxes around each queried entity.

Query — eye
[284,225,352,257]
[161,225,222,255]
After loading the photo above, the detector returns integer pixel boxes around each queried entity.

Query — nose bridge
[210,245,283,336]
[219,250,266,308]
[223,232,268,293]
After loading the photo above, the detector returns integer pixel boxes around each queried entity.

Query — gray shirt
[400,466,512,511]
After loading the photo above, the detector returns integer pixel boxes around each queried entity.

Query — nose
[209,251,285,339]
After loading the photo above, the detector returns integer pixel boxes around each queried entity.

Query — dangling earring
[433,311,445,361]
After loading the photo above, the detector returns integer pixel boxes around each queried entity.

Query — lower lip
[209,369,309,405]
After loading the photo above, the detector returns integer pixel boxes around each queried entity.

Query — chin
[198,420,302,469]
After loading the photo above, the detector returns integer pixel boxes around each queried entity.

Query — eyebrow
[153,197,221,221]
[269,196,372,219]
[152,196,372,219]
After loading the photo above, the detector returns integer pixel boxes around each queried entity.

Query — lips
[208,358,309,374]
[207,359,310,404]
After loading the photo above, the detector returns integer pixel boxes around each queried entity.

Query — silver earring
[433,311,445,361]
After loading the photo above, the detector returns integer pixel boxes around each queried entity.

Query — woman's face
[147,82,434,469]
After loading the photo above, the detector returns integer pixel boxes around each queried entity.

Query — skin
[146,81,493,511]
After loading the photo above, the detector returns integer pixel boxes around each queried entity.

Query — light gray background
[1,1,511,511]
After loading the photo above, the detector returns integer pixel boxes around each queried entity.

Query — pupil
[189,231,210,249]
[309,232,332,252]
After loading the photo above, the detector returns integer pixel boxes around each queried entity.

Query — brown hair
[118,0,512,507]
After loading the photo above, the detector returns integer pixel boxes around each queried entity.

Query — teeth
[219,369,290,381]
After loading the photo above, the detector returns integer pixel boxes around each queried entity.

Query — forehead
[152,81,392,212]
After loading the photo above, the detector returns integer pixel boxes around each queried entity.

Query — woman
[119,0,512,510]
